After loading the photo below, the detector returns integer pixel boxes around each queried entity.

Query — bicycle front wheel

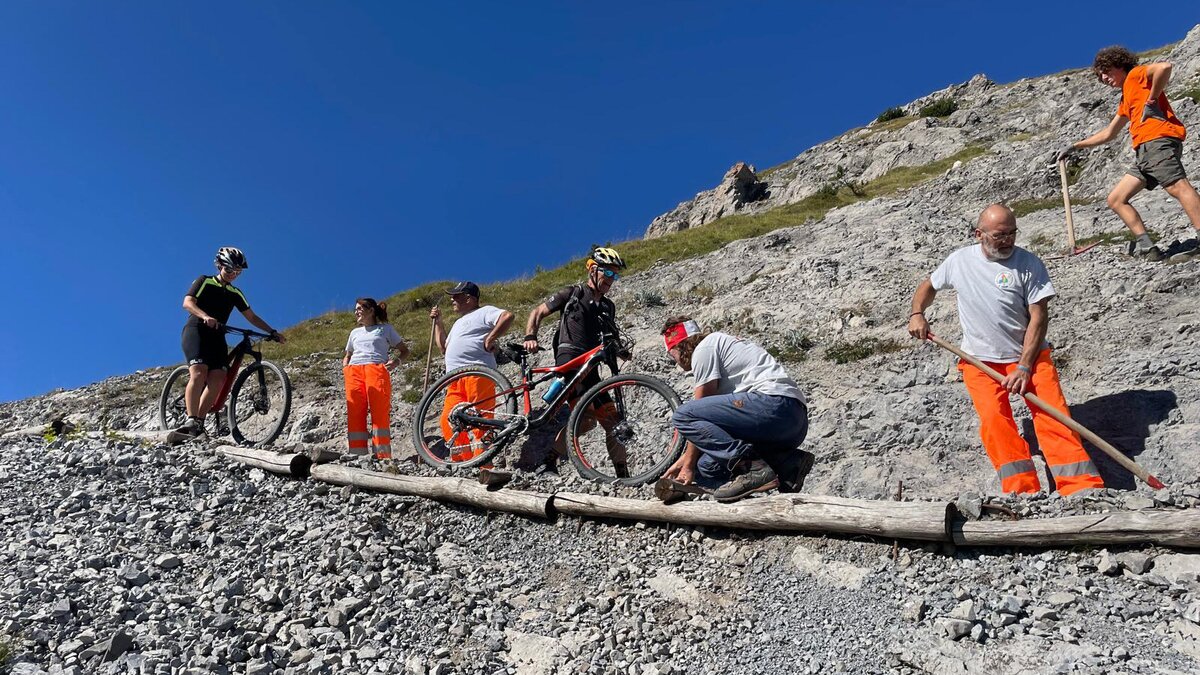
[227,360,293,447]
[412,366,519,472]
[567,373,684,486]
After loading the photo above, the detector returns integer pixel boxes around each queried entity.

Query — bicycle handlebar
[220,325,281,342]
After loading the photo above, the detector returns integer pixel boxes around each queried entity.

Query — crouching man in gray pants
[660,316,814,503]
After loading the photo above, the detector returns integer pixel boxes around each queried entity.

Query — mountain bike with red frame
[158,326,292,446]
[411,322,684,486]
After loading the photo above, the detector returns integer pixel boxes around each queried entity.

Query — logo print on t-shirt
[995,271,1016,290]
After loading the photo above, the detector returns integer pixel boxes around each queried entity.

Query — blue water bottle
[542,377,566,402]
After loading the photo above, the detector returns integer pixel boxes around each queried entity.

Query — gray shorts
[1128,137,1187,190]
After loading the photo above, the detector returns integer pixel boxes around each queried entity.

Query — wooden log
[553,492,954,541]
[218,445,313,479]
[310,464,552,520]
[953,509,1200,548]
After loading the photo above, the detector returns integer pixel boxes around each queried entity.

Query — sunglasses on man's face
[598,268,620,281]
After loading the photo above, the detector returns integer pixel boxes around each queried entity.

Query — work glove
[1143,100,1166,122]
[1055,145,1075,163]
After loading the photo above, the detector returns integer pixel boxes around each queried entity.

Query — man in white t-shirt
[430,281,514,460]
[659,316,814,503]
[908,204,1103,496]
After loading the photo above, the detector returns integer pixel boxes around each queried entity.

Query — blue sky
[1,3,1195,402]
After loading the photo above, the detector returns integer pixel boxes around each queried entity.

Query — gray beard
[984,245,1014,261]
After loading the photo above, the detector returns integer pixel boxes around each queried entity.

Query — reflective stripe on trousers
[345,363,393,456]
[442,375,496,462]
[958,349,1103,496]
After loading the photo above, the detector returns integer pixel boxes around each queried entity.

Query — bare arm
[343,350,352,367]
[484,310,515,353]
[430,306,447,354]
[1073,113,1129,149]
[1002,299,1050,395]
[1144,62,1172,100]
[663,380,722,484]
[241,308,286,343]
[523,303,553,351]
[183,296,218,329]
[907,278,937,339]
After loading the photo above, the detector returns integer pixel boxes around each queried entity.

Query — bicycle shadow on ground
[1022,389,1176,491]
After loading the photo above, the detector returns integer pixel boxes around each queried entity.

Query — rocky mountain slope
[3,26,1200,675]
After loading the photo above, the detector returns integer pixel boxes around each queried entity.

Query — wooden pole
[553,492,954,541]
[953,510,1200,548]
[218,445,312,479]
[310,464,552,519]
[1058,159,1078,251]
[423,315,436,392]
[927,333,1165,490]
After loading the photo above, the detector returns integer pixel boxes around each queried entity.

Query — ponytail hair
[355,297,389,323]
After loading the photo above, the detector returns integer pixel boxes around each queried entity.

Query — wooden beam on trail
[309,464,553,520]
[553,492,955,541]
[952,509,1200,548]
[218,445,313,479]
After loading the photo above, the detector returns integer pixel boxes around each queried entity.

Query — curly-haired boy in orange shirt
[1059,46,1200,262]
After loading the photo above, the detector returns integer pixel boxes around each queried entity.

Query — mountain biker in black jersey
[174,246,286,438]
[522,247,630,476]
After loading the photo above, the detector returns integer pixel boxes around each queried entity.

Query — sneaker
[173,417,204,438]
[1128,243,1164,261]
[1168,247,1199,264]
[713,460,779,503]
[774,450,816,494]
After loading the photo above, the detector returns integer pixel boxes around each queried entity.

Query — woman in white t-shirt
[342,298,408,460]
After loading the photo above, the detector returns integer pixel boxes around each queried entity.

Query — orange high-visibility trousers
[441,375,496,461]
[344,364,393,459]
[958,349,1103,496]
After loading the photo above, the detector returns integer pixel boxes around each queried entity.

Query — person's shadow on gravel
[1022,389,1176,491]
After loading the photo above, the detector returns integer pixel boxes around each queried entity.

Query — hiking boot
[534,455,560,476]
[774,450,816,494]
[713,460,779,503]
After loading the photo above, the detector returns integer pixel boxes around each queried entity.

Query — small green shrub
[875,106,906,123]
[825,337,906,364]
[634,290,666,308]
[401,390,421,404]
[919,98,958,118]
[769,330,816,363]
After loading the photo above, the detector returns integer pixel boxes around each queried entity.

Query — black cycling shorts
[181,324,228,370]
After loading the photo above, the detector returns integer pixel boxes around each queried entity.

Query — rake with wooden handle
[927,332,1165,490]
[1058,159,1101,256]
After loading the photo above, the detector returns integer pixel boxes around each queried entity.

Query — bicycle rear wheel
[412,366,519,472]
[227,360,293,447]
[159,365,226,435]
[159,366,192,432]
[567,373,684,486]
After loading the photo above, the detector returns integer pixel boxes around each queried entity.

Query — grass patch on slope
[264,144,992,364]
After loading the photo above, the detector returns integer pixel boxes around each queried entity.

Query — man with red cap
[660,316,814,503]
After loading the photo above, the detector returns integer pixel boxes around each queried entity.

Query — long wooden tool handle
[1058,160,1078,251]
[926,333,1165,490]
[423,316,436,391]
